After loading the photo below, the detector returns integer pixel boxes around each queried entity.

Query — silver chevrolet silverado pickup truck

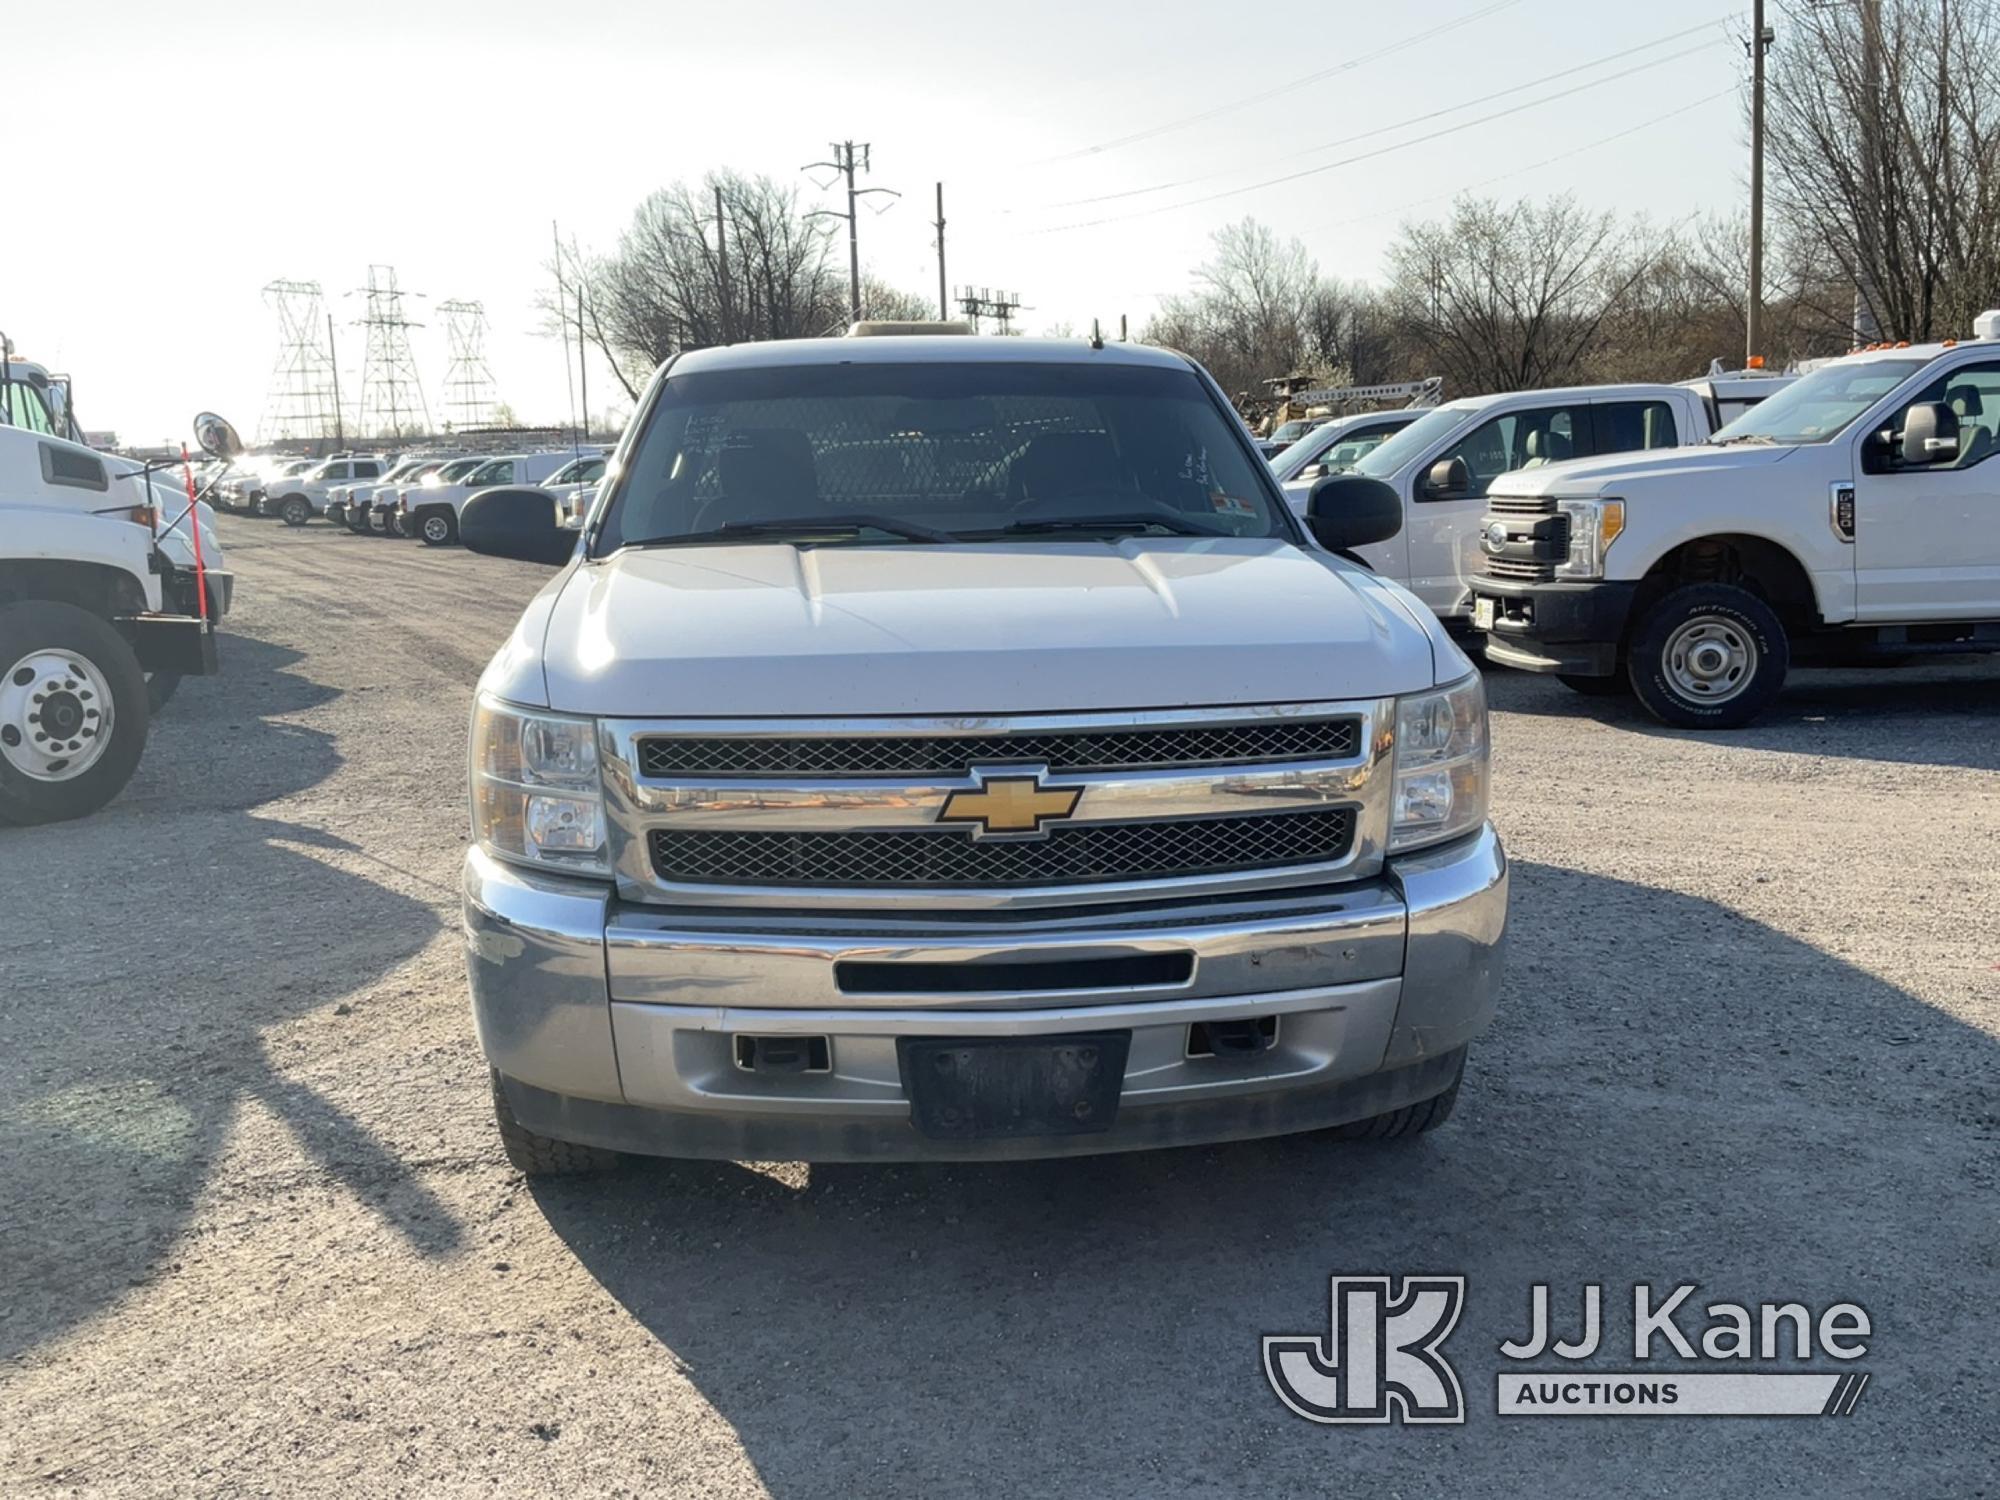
[456,330,1508,1172]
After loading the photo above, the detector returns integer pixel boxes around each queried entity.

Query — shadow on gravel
[1484,657,2000,771]
[0,636,451,1366]
[532,861,1996,1496]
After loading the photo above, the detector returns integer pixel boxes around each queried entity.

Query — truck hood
[1489,442,1799,498]
[507,539,1438,717]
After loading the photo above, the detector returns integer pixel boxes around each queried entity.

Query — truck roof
[668,336,1191,376]
[1426,381,1698,414]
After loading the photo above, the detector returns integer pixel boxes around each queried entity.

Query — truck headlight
[469,696,610,876]
[1554,498,1624,579]
[1389,673,1489,852]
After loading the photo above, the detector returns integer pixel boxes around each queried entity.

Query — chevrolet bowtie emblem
[937,774,1082,838]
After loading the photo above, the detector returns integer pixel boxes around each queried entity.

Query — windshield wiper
[1708,433,1781,446]
[629,513,958,547]
[986,512,1229,538]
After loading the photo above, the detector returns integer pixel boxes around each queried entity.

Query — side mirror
[193,412,244,459]
[1899,401,1959,464]
[461,488,577,566]
[1421,455,1470,500]
[1305,475,1403,555]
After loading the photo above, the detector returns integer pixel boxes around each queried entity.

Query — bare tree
[1143,218,1321,394]
[1765,0,2000,342]
[1385,195,1649,393]
[586,171,846,369]
[855,276,938,325]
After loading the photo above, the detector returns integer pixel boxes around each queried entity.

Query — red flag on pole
[179,444,210,623]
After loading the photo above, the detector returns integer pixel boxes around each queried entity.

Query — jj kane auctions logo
[1265,1277,1873,1423]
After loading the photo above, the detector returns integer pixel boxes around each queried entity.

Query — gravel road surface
[3,518,1996,1496]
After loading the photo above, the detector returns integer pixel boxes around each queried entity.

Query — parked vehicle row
[222,446,604,545]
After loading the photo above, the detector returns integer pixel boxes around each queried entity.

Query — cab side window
[1593,400,1678,453]
[1433,404,1589,499]
[354,462,382,479]
[1,382,59,434]
[1892,362,2000,469]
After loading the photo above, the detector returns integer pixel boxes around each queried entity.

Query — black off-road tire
[490,1071,623,1176]
[0,603,151,826]
[279,494,312,527]
[1326,1053,1465,1141]
[1628,582,1789,730]
[418,509,459,547]
[1557,671,1628,697]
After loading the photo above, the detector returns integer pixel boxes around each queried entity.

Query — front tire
[1558,672,1628,697]
[419,510,458,547]
[1326,1052,1465,1141]
[0,603,151,826]
[1628,583,1788,729]
[490,1071,622,1176]
[280,495,311,527]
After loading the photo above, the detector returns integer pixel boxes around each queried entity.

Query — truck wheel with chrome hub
[0,602,150,826]
[419,510,458,546]
[280,494,311,527]
[1628,583,1788,730]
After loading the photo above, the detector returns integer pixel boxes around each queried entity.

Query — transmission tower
[436,300,498,431]
[955,287,1026,334]
[351,265,430,439]
[257,279,339,443]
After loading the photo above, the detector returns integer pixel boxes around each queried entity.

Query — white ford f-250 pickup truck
[1301,372,1795,625]
[1470,312,2000,727]
[453,330,1508,1174]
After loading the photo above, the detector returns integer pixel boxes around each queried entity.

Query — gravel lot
[3,517,1996,1497]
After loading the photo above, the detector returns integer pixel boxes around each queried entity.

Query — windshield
[1710,359,1924,445]
[434,458,480,482]
[0,377,61,434]
[1268,418,1317,443]
[1353,405,1473,478]
[595,360,1291,552]
[550,456,606,485]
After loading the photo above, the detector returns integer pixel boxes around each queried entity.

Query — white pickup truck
[452,330,1507,1175]
[266,454,390,526]
[1300,374,1794,623]
[1470,313,2000,727]
[1,359,240,821]
[403,451,584,546]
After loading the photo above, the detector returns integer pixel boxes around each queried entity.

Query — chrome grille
[1487,494,1557,516]
[649,809,1356,888]
[1481,556,1555,581]
[638,718,1360,778]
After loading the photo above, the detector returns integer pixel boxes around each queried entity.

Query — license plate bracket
[899,1032,1130,1141]
[1472,596,1496,631]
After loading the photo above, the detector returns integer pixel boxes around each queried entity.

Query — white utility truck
[403,450,586,545]
[0,354,240,821]
[377,455,482,534]
[1470,312,2000,727]
[1270,409,1425,485]
[1306,374,1797,623]
[450,329,1507,1174]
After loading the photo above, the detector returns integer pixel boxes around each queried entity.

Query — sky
[5,0,1758,447]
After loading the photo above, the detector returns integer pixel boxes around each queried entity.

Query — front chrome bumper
[463,825,1507,1161]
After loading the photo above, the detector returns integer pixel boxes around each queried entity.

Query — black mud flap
[116,614,219,675]
[899,1032,1131,1141]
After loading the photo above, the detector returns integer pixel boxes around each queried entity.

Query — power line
[1031,0,1524,165]
[1292,84,1742,239]
[1025,36,1734,236]
[1033,14,1741,212]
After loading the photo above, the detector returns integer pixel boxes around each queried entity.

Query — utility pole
[715,183,733,342]
[1855,0,1884,342]
[577,286,590,439]
[934,182,948,321]
[804,141,899,325]
[1747,0,1773,364]
[326,312,344,447]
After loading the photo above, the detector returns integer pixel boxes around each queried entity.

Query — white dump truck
[0,348,241,822]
